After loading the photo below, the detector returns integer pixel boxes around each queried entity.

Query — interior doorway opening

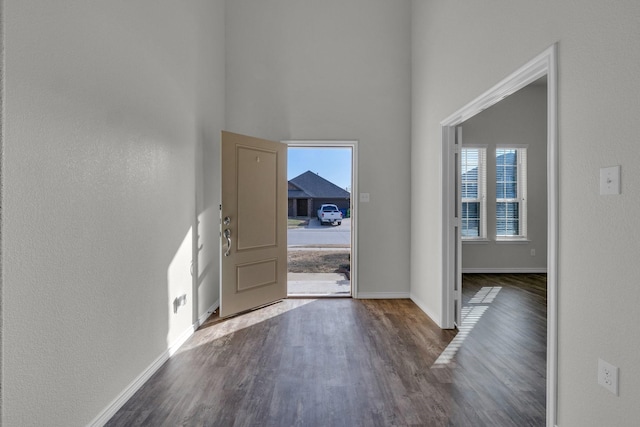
[440,45,557,426]
[284,141,357,297]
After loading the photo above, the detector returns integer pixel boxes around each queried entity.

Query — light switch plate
[360,193,370,203]
[600,165,621,195]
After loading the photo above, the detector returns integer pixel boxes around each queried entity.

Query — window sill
[462,238,490,245]
[495,238,530,244]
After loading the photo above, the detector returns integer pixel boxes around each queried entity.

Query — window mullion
[495,146,527,238]
[461,146,487,239]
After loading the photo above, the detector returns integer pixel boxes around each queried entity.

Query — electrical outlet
[173,294,187,314]
[530,248,536,256]
[598,358,619,395]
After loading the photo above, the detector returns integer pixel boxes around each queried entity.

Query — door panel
[220,131,287,318]
[237,146,278,250]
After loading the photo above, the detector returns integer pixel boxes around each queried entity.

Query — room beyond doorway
[284,141,357,297]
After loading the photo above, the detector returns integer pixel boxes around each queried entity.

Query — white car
[317,204,343,225]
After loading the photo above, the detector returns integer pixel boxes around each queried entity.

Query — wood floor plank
[107,274,546,426]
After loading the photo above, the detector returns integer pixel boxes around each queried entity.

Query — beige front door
[220,131,287,318]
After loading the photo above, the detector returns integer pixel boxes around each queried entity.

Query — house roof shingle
[288,170,350,199]
[288,189,311,199]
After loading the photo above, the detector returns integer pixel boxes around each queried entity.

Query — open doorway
[441,45,557,426]
[284,141,357,297]
[459,79,548,275]
[455,79,548,423]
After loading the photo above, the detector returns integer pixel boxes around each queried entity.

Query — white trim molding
[169,300,220,357]
[462,267,547,274]
[88,350,169,427]
[283,140,359,298]
[410,293,442,328]
[88,301,220,426]
[197,301,219,328]
[494,239,531,244]
[440,43,558,427]
[357,292,410,299]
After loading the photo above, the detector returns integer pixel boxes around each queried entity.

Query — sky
[288,147,352,191]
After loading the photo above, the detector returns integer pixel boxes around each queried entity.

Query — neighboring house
[288,170,351,217]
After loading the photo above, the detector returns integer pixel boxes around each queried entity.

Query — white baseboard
[168,325,196,357]
[197,300,219,327]
[89,300,220,426]
[462,267,547,274]
[87,350,170,427]
[356,292,410,299]
[409,293,443,328]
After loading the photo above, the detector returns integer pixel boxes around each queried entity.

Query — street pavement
[287,218,351,247]
[287,272,351,295]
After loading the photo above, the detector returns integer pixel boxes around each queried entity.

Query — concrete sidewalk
[287,272,351,296]
[287,247,350,251]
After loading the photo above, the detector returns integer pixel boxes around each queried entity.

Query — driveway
[288,218,351,246]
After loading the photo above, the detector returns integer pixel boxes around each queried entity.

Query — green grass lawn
[287,218,309,229]
[287,250,350,273]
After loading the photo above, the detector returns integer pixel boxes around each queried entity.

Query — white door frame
[440,44,558,427]
[283,140,358,298]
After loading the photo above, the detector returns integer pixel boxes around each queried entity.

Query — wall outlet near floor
[598,358,619,395]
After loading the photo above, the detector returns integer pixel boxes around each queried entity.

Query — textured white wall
[461,84,548,272]
[225,0,412,296]
[196,0,225,326]
[412,1,640,425]
[2,1,225,425]
[0,0,4,422]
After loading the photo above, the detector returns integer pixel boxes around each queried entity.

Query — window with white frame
[461,147,486,239]
[495,146,527,238]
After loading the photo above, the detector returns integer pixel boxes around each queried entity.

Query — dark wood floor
[107,274,546,426]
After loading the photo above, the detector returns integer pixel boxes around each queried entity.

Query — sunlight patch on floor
[431,286,502,366]
[468,286,502,304]
[175,299,318,354]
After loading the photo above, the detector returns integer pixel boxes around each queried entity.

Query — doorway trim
[440,44,558,427]
[283,140,358,298]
